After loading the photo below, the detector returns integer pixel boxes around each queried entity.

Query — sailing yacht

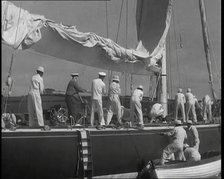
[1,0,221,178]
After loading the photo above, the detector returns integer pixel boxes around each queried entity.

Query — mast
[160,45,167,117]
[198,0,217,101]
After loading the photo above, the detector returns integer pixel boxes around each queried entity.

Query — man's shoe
[116,125,123,130]
[137,124,144,130]
[96,125,103,130]
[41,125,51,131]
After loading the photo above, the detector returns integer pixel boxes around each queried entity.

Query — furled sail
[2,0,172,75]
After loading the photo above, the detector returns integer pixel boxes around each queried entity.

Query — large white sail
[2,0,172,75]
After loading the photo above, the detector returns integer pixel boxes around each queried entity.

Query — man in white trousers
[174,88,186,123]
[202,94,213,123]
[28,66,45,127]
[130,85,144,130]
[90,72,106,129]
[185,88,197,123]
[106,75,122,127]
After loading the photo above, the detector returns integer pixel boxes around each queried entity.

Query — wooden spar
[198,0,217,101]
[160,45,168,117]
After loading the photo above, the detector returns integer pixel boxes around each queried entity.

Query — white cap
[178,88,182,93]
[99,72,106,77]
[187,120,193,125]
[183,143,189,149]
[187,88,191,92]
[137,85,143,90]
[112,75,120,82]
[37,66,44,73]
[71,73,79,76]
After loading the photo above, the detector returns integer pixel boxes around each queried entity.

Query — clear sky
[1,0,221,99]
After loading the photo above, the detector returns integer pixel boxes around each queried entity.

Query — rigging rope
[204,5,221,89]
[122,0,128,105]
[4,1,23,114]
[172,7,181,88]
[168,29,173,99]
[105,1,111,94]
[115,0,124,43]
[151,73,161,101]
[105,1,109,38]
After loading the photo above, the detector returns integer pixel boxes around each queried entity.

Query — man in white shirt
[185,88,197,123]
[202,94,213,123]
[160,120,187,165]
[27,66,45,127]
[90,72,106,128]
[130,85,144,129]
[106,75,122,127]
[174,88,186,123]
[149,103,164,123]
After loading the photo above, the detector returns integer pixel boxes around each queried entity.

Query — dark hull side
[1,124,221,179]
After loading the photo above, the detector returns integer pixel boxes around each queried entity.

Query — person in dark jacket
[186,120,200,151]
[65,73,87,123]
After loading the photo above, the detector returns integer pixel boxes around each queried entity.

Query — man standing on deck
[186,120,200,151]
[202,94,213,123]
[185,88,197,123]
[65,73,87,124]
[130,85,144,130]
[27,66,45,128]
[160,120,187,165]
[106,75,122,128]
[90,72,106,129]
[174,88,186,123]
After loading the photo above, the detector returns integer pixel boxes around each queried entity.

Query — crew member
[183,144,201,161]
[174,88,186,123]
[160,120,187,165]
[90,72,106,128]
[27,66,45,127]
[186,120,200,151]
[65,73,87,123]
[202,94,213,123]
[106,75,122,127]
[149,103,164,123]
[130,85,144,130]
[185,88,197,123]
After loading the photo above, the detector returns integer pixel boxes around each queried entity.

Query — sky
[1,0,221,99]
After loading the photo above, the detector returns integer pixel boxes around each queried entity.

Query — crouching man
[183,144,201,161]
[149,103,165,123]
[160,120,187,165]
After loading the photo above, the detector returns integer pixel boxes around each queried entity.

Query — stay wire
[105,1,111,94]
[204,5,221,88]
[172,7,181,88]
[168,29,173,98]
[115,0,124,43]
[122,0,128,105]
[4,1,23,114]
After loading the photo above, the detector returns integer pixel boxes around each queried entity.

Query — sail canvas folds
[2,0,172,75]
[136,0,173,72]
